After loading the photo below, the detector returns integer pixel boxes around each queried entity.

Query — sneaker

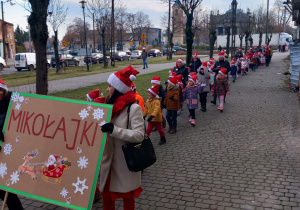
[191,119,195,126]
[189,117,192,122]
[159,136,166,145]
[210,100,216,105]
[169,128,177,134]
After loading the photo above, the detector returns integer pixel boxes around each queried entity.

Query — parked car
[173,46,187,52]
[84,53,106,64]
[15,53,50,71]
[163,48,176,56]
[51,54,79,68]
[148,49,162,57]
[69,50,79,56]
[131,50,142,59]
[124,49,132,56]
[0,57,6,70]
[111,51,130,61]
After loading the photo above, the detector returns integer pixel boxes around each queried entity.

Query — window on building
[218,27,223,35]
[175,9,178,16]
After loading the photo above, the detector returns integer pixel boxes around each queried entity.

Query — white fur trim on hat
[129,75,136,81]
[86,94,92,102]
[168,80,176,86]
[49,154,56,161]
[107,73,131,94]
[148,88,158,97]
[188,78,196,84]
[219,71,225,75]
[0,83,7,92]
[151,80,160,85]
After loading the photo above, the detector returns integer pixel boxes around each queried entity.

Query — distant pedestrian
[278,45,281,52]
[218,45,222,52]
[142,48,148,69]
[183,75,204,126]
[144,85,166,145]
[213,68,230,112]
[265,46,271,67]
[164,76,180,134]
[282,44,286,52]
[235,48,243,60]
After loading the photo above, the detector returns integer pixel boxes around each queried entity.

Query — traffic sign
[193,40,196,45]
[141,33,146,39]
[161,41,165,46]
[141,39,146,46]
[193,37,196,40]
[129,36,133,41]
[62,40,67,47]
[129,41,134,47]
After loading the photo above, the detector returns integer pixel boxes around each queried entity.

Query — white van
[14,53,36,71]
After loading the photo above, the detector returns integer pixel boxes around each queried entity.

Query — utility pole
[93,13,95,53]
[283,7,286,32]
[1,1,5,59]
[167,0,171,60]
[111,0,115,66]
[266,0,269,45]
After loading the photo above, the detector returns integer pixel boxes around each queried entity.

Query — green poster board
[0,92,112,210]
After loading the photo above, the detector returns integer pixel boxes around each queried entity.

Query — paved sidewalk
[3,52,300,209]
[10,55,211,94]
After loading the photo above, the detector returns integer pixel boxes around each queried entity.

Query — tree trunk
[245,33,249,53]
[209,31,216,58]
[101,27,108,68]
[28,0,50,95]
[169,32,174,60]
[239,34,244,48]
[258,32,262,49]
[53,30,61,74]
[226,30,230,55]
[185,14,194,66]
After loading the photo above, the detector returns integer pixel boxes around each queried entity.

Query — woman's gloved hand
[101,123,114,133]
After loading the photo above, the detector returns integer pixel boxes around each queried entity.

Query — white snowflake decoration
[10,171,19,184]
[77,156,88,169]
[60,188,69,198]
[0,163,7,178]
[11,93,20,103]
[76,147,82,154]
[79,109,89,120]
[3,144,12,155]
[18,96,24,103]
[93,108,105,120]
[15,103,21,110]
[99,120,106,126]
[72,177,89,195]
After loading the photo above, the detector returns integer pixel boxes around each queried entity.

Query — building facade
[0,20,15,59]
[172,0,185,45]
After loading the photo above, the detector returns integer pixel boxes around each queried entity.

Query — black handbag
[122,103,157,172]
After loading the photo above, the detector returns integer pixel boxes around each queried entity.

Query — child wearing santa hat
[213,68,230,112]
[144,85,166,145]
[176,74,184,114]
[230,59,237,82]
[189,52,202,73]
[183,75,204,126]
[241,57,246,76]
[151,76,166,129]
[163,76,180,134]
[260,53,265,67]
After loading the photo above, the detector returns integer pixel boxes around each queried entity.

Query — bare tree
[209,10,217,58]
[254,6,266,48]
[48,0,68,74]
[115,2,127,51]
[176,0,203,66]
[87,0,111,68]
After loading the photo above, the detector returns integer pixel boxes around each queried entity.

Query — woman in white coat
[100,66,145,210]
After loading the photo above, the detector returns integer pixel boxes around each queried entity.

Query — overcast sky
[5,0,276,40]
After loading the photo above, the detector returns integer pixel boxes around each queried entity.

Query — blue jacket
[230,66,237,75]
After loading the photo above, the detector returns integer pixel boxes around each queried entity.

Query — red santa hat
[169,72,177,78]
[147,85,159,97]
[188,75,197,84]
[176,74,183,82]
[86,89,100,102]
[49,154,62,162]
[0,79,7,92]
[221,49,225,52]
[94,96,106,103]
[168,76,178,87]
[107,66,139,94]
[210,58,215,62]
[131,82,136,91]
[192,52,197,57]
[201,62,208,68]
[176,58,185,68]
[230,61,235,66]
[151,76,161,85]
[218,51,225,58]
[188,72,197,78]
[219,68,227,75]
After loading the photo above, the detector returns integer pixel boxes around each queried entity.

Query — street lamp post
[79,0,89,72]
[248,12,252,48]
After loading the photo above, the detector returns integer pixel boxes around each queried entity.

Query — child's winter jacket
[164,84,180,110]
[144,97,162,122]
[214,75,229,95]
[183,84,203,109]
[230,66,237,75]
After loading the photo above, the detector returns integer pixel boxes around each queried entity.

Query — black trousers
[189,109,195,119]
[0,190,23,210]
[199,92,208,108]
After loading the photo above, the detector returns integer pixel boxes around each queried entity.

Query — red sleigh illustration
[41,155,71,184]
